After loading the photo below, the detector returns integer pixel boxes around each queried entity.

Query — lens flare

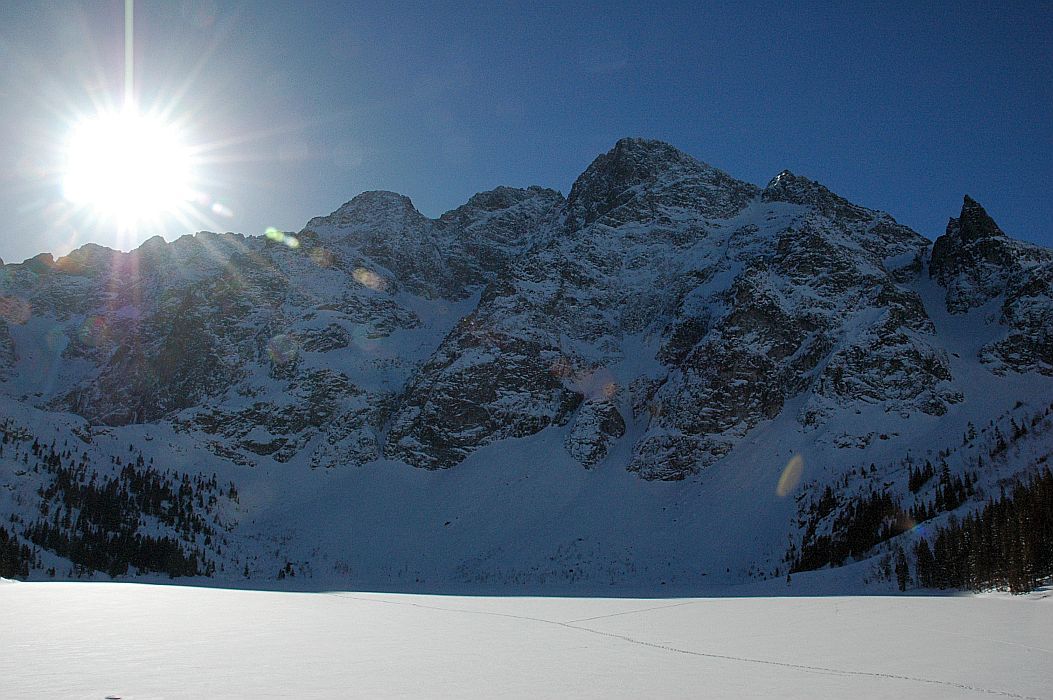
[210,201,234,218]
[267,333,299,364]
[895,512,917,534]
[549,355,573,379]
[352,267,386,291]
[572,367,618,401]
[309,247,335,268]
[265,227,300,249]
[776,454,804,497]
[78,316,110,347]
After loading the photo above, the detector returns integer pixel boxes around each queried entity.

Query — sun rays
[18,1,262,256]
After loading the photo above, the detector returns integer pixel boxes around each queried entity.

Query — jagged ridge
[0,139,1050,476]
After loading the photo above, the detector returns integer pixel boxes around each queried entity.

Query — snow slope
[1,581,1051,699]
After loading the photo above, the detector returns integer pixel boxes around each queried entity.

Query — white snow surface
[1,581,1051,699]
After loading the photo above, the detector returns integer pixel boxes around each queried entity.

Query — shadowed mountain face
[929,195,1053,374]
[0,138,1049,478]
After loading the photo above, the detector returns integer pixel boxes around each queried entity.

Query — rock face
[565,137,758,229]
[930,196,1053,374]
[0,139,1049,478]
[0,320,15,378]
[931,195,1018,312]
[564,397,626,467]
[621,164,954,479]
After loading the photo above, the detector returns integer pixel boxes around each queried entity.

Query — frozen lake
[2,581,1051,698]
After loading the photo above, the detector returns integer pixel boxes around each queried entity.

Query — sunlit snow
[2,581,1050,699]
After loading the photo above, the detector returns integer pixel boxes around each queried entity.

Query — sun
[62,107,194,228]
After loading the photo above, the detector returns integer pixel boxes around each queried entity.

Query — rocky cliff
[0,138,1050,589]
[0,139,1047,477]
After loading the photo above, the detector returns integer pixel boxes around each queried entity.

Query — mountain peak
[21,252,56,273]
[929,195,1009,286]
[579,138,703,184]
[54,243,120,275]
[335,190,420,217]
[610,136,694,159]
[762,169,871,222]
[307,190,427,235]
[766,169,802,187]
[928,195,1043,312]
[136,235,168,252]
[955,195,1005,243]
[763,169,818,200]
[566,138,755,229]
[446,185,563,218]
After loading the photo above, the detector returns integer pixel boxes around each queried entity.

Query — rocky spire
[930,195,1013,286]
[954,194,1006,243]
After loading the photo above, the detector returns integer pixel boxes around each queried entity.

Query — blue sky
[0,1,1050,263]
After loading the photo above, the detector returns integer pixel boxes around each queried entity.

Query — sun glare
[62,108,194,227]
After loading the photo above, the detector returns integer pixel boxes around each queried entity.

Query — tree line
[787,401,1053,593]
[0,525,34,578]
[913,467,1053,593]
[2,419,235,579]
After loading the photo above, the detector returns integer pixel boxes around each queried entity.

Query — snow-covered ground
[2,581,1050,699]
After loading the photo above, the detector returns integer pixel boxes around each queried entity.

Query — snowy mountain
[0,138,1050,592]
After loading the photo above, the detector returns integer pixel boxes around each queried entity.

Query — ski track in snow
[563,626,1041,700]
[325,593,1042,699]
[562,600,698,623]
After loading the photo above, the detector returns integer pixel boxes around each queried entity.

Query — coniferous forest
[914,468,1053,593]
[787,402,1053,594]
[789,467,1053,593]
[787,465,978,576]
[1,418,236,580]
[0,524,33,578]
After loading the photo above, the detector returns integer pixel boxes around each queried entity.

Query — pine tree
[894,546,910,591]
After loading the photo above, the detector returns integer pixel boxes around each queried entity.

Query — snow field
[2,582,1051,699]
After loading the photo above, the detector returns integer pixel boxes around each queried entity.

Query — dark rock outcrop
[930,196,1053,374]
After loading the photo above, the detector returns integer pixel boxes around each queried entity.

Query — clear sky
[0,1,1050,263]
